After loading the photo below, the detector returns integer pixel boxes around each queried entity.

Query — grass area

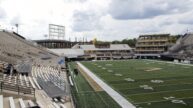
[81,60,193,108]
[68,62,121,108]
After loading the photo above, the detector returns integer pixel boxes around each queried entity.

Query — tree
[120,38,137,47]
[112,40,121,44]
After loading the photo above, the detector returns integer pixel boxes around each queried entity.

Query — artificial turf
[81,59,193,108]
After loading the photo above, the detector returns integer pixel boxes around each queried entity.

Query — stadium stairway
[0,95,39,108]
[2,74,42,91]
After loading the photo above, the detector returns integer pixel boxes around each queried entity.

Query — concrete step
[18,98,26,108]
[27,100,36,107]
[9,97,15,108]
[1,95,37,108]
[36,101,44,108]
[60,104,66,108]
[14,98,20,108]
[23,100,30,108]
[0,95,3,108]
[3,97,9,108]
[52,102,60,108]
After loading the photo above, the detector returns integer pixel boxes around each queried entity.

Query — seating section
[0,31,58,65]
[0,68,68,107]
[32,66,67,91]
[0,30,70,108]
[164,33,193,59]
[31,65,70,107]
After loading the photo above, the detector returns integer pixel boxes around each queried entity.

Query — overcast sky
[0,0,193,41]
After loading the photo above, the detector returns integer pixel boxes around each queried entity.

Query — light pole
[44,34,48,39]
[15,24,19,33]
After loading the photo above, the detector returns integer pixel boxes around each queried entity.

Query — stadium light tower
[44,34,48,39]
[15,24,19,33]
[186,28,189,34]
[49,24,65,40]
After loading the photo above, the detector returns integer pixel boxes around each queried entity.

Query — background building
[35,39,91,49]
[72,43,133,60]
[135,34,172,58]
[35,39,75,49]
[48,43,133,60]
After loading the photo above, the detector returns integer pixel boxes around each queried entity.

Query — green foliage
[112,38,137,47]
[169,35,181,43]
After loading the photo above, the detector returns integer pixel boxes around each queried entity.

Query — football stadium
[71,60,193,108]
[1,0,193,108]
[0,28,193,108]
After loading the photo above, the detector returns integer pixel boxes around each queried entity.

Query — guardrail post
[0,82,2,92]
[1,82,3,92]
[34,88,36,101]
[18,85,20,95]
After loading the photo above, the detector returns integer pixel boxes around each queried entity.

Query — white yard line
[116,82,193,91]
[135,96,193,104]
[77,62,135,108]
[127,88,193,97]
[145,59,193,67]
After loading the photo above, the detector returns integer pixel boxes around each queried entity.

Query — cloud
[108,0,193,20]
[20,19,49,40]
[0,7,6,19]
[1,0,193,41]
[72,9,103,32]
[177,11,193,25]
[63,0,87,3]
[10,15,22,25]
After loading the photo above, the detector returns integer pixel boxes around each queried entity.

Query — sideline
[77,62,136,108]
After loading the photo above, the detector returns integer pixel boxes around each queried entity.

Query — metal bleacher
[163,33,193,60]
[0,30,58,64]
[32,66,69,98]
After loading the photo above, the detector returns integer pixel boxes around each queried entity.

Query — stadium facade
[35,39,91,49]
[135,34,174,58]
[49,44,134,60]
[35,39,75,49]
[73,44,133,60]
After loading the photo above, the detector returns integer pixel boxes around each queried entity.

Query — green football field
[80,60,193,108]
